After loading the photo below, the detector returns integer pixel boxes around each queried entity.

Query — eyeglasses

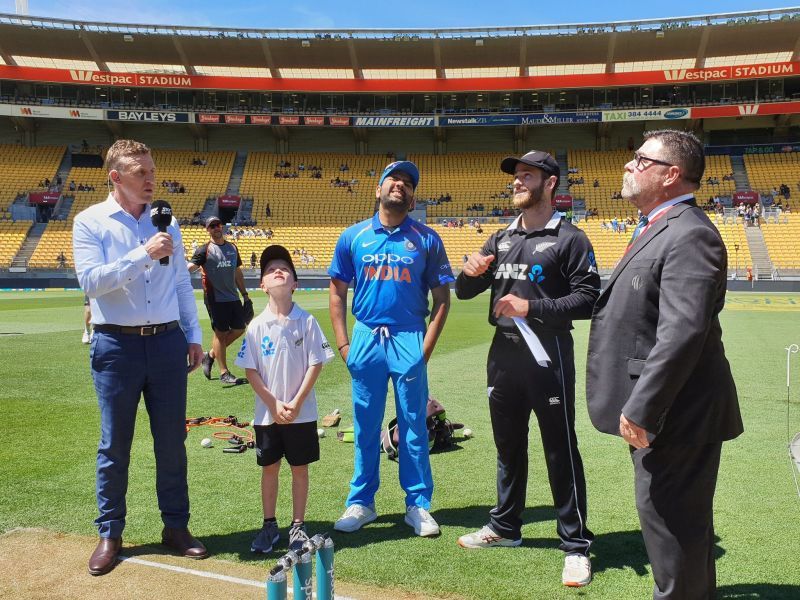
[633,152,674,169]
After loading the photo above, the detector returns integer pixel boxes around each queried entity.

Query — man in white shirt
[73,139,206,576]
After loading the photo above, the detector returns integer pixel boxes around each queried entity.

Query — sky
[0,1,794,30]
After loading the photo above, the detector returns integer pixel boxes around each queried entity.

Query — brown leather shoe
[161,527,209,559]
[88,537,122,576]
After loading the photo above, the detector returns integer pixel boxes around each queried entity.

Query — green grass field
[1,290,799,599]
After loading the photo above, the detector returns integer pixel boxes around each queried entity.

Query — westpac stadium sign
[0,61,796,93]
[68,70,193,88]
[662,63,794,82]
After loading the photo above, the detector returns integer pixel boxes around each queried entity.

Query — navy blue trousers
[90,327,190,538]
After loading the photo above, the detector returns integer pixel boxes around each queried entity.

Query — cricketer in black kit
[455,151,600,588]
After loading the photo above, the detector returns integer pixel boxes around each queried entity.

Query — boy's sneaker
[333,504,377,533]
[219,371,238,384]
[82,330,91,344]
[457,525,522,549]
[251,521,280,554]
[404,506,440,537]
[562,554,592,587]
[201,352,213,380]
[288,522,309,553]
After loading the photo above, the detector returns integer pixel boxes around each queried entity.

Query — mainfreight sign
[353,116,435,127]
[602,107,691,122]
[106,110,190,123]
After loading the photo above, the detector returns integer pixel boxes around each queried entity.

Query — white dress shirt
[73,194,202,344]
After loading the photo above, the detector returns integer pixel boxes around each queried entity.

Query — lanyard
[624,203,678,255]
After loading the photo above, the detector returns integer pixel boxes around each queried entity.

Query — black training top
[455,213,600,334]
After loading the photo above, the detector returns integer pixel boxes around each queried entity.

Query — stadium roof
[0,8,798,76]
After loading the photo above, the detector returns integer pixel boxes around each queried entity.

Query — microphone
[150,200,173,266]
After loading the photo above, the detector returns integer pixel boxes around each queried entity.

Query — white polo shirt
[235,303,335,426]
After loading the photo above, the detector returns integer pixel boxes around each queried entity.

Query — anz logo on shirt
[217,259,233,269]
[495,263,528,280]
[495,263,546,284]
[261,336,276,357]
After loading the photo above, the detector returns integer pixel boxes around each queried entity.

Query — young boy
[235,245,335,553]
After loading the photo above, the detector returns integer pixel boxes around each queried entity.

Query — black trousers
[487,329,593,555]
[632,442,722,600]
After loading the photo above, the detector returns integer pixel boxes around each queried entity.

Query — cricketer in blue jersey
[329,160,454,537]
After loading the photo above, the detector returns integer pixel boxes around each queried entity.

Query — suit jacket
[586,200,743,445]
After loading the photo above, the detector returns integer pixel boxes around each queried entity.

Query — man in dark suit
[586,129,743,599]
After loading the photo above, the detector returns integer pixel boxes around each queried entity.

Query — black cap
[205,215,222,228]
[500,151,560,187]
[260,245,298,281]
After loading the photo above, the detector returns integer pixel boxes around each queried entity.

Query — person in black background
[455,151,600,588]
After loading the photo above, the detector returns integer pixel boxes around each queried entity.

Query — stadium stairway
[53,195,74,220]
[237,197,254,223]
[556,150,570,195]
[730,155,751,191]
[54,149,72,193]
[226,151,247,195]
[744,226,774,279]
[11,222,45,269]
[200,197,216,215]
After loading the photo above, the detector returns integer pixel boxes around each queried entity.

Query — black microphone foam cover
[150,200,173,232]
[150,200,173,266]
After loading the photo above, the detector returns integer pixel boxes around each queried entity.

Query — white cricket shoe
[333,504,377,533]
[562,554,592,587]
[457,525,522,549]
[404,506,440,537]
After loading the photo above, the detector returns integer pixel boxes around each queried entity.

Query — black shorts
[254,421,320,467]
[204,298,246,331]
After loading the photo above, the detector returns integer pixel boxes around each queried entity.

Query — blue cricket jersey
[329,213,454,328]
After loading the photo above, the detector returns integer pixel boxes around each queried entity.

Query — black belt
[94,321,179,336]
